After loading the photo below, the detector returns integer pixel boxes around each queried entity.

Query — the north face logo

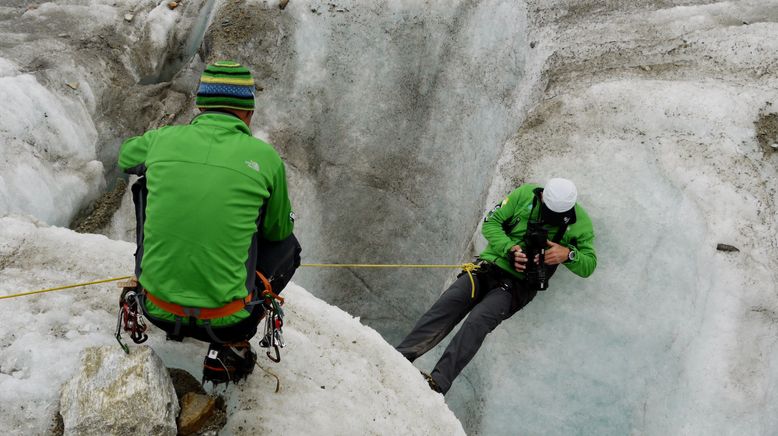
[245,160,260,172]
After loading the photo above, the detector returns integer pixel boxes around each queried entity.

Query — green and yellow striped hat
[195,61,255,111]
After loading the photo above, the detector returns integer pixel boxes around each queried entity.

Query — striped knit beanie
[195,61,255,111]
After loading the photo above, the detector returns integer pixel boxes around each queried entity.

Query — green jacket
[479,184,596,281]
[119,111,294,325]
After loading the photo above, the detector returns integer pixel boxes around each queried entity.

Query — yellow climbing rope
[301,262,480,298]
[0,263,481,300]
[0,276,132,300]
[301,263,473,269]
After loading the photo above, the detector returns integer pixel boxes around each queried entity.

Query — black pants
[396,264,536,394]
[142,233,301,344]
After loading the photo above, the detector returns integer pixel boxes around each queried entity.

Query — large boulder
[59,345,179,436]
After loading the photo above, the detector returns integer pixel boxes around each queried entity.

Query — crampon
[202,341,257,386]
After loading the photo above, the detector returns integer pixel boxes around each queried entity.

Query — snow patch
[0,217,463,435]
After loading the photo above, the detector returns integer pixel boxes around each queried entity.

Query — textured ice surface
[0,66,103,226]
[1,0,778,434]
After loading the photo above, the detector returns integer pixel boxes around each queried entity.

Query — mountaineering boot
[420,370,443,394]
[202,341,257,386]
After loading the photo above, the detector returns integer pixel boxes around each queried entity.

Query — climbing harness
[137,270,277,344]
[115,279,148,354]
[144,288,254,320]
[142,271,276,322]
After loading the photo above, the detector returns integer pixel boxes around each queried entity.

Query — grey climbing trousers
[396,266,537,394]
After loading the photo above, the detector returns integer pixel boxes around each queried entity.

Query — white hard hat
[543,178,577,213]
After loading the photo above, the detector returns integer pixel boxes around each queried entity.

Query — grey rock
[717,243,740,252]
[59,346,179,436]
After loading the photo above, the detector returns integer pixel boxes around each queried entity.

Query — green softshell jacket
[479,184,596,281]
[118,112,294,325]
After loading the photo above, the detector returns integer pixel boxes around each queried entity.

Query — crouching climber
[396,178,596,395]
[118,61,300,384]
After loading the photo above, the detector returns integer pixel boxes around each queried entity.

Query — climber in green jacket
[118,61,300,384]
[397,178,596,394]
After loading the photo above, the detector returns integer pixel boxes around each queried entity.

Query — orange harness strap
[144,272,275,320]
[257,271,284,305]
[144,290,252,320]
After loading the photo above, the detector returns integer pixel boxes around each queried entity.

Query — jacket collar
[191,110,252,135]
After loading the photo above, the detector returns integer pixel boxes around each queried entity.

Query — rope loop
[460,262,478,273]
[460,262,480,299]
